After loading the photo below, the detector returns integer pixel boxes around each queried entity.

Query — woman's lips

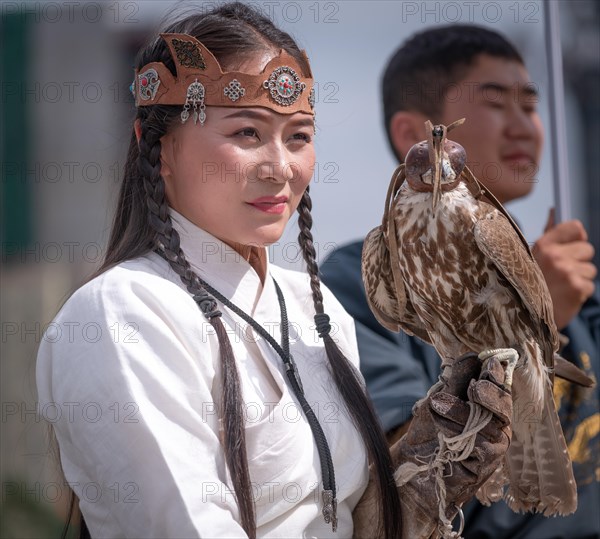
[247,196,288,214]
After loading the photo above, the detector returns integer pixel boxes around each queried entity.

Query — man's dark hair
[382,24,524,161]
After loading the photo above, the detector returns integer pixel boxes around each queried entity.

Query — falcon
[362,119,581,516]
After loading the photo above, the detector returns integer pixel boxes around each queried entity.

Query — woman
[37,3,512,538]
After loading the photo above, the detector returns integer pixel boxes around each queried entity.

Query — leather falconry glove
[353,349,515,539]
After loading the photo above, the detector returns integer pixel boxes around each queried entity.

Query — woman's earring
[181,79,206,125]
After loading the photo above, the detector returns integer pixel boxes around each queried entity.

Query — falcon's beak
[430,131,444,211]
[432,163,442,211]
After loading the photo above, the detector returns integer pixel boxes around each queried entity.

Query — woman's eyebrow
[222,109,271,121]
[287,117,315,128]
[222,109,315,128]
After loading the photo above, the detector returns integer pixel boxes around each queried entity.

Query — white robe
[36,209,369,538]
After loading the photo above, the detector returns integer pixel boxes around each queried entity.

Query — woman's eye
[237,128,259,138]
[291,132,312,143]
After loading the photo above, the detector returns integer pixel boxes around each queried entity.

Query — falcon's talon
[478,348,511,361]
[502,353,519,389]
[478,348,519,388]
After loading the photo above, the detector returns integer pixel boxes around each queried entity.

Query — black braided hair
[297,187,402,538]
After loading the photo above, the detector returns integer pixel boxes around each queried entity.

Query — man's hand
[533,209,597,330]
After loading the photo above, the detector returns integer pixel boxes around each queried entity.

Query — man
[321,25,599,538]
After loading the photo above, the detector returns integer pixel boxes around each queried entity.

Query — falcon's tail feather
[554,354,595,388]
[504,380,577,516]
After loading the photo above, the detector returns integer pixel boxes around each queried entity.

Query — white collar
[169,208,277,318]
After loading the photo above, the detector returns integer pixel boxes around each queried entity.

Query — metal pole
[544,0,571,222]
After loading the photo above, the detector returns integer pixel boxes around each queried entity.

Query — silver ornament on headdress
[308,87,316,110]
[223,79,246,102]
[181,79,206,125]
[137,68,161,101]
[263,66,306,106]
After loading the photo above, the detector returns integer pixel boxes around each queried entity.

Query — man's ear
[389,111,428,161]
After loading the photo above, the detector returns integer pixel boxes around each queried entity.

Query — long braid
[297,188,402,538]
[296,187,325,311]
[137,112,257,537]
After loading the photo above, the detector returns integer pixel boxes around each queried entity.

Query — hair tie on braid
[314,313,331,338]
[193,292,222,319]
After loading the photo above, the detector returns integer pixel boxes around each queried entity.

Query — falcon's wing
[462,165,533,256]
[474,210,560,356]
[362,225,432,343]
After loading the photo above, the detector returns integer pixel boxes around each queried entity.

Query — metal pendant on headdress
[181,78,206,125]
[263,66,306,106]
[308,87,315,110]
[308,86,316,133]
[137,68,161,101]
